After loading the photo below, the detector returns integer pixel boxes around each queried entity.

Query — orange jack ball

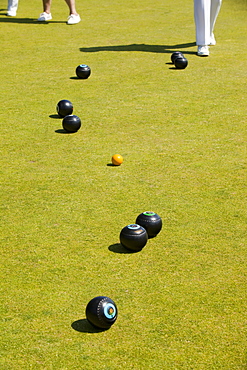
[111,154,123,166]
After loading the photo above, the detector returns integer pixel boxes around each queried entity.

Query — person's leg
[194,0,211,46]
[42,0,52,14]
[37,0,52,21]
[210,0,222,43]
[65,0,81,24]
[64,0,78,15]
[7,0,19,16]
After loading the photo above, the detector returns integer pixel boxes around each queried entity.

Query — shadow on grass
[107,163,121,167]
[71,319,108,333]
[169,67,187,70]
[108,243,138,254]
[80,42,197,56]
[0,14,64,24]
[49,114,61,119]
[70,76,81,80]
[55,129,74,134]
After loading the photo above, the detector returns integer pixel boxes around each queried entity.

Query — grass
[0,0,247,368]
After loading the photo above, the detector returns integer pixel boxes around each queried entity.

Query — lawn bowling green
[1,0,246,368]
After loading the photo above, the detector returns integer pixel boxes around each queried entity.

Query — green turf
[0,0,247,368]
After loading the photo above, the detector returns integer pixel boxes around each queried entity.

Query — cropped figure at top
[194,0,222,56]
[7,0,19,16]
[37,0,81,25]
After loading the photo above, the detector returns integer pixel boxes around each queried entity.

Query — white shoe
[209,34,216,45]
[7,10,17,16]
[197,45,209,57]
[38,12,52,21]
[67,14,81,25]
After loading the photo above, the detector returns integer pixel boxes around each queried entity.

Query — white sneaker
[209,34,216,45]
[67,14,81,25]
[197,45,209,57]
[38,12,52,21]
[7,10,17,16]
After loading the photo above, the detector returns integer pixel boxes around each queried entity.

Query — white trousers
[194,0,222,45]
[8,0,19,12]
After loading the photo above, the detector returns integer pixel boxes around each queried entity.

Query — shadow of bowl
[55,129,74,134]
[108,243,138,254]
[49,114,61,119]
[71,319,108,333]
[169,67,185,70]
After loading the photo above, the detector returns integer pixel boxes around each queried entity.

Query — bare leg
[38,0,80,23]
[42,0,52,14]
[64,0,78,15]
[37,0,53,20]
